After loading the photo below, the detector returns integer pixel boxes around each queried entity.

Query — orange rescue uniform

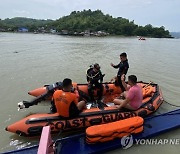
[53,90,79,118]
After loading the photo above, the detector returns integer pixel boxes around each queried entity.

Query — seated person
[113,74,142,110]
[52,78,86,118]
[86,63,105,101]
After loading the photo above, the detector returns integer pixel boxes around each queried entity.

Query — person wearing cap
[52,78,86,118]
[86,63,105,101]
[111,52,129,91]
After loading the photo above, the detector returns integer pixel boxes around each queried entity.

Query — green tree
[0,10,171,38]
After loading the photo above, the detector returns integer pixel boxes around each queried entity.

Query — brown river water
[0,32,180,153]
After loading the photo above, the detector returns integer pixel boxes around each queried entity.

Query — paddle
[18,81,63,110]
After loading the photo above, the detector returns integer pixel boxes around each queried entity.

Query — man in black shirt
[111,52,129,91]
[87,63,105,101]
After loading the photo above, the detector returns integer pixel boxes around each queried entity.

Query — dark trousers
[116,76,126,92]
[88,82,103,101]
[50,100,57,113]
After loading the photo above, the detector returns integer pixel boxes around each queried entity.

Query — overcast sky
[0,0,179,32]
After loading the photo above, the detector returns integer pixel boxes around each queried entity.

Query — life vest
[53,90,78,117]
[86,65,101,82]
[86,116,144,144]
[142,85,156,98]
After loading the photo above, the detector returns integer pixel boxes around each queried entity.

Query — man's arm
[111,63,120,69]
[86,75,89,82]
[50,96,57,113]
[122,62,129,75]
[73,93,79,105]
[122,66,129,75]
[117,98,130,109]
[99,71,103,83]
[90,72,105,83]
[87,71,93,83]
[86,73,91,82]
[121,74,128,91]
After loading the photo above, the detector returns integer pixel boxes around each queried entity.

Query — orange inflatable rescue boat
[6,81,163,137]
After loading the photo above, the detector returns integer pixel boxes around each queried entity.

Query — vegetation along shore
[0,9,172,38]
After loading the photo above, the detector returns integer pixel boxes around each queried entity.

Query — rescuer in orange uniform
[52,78,86,118]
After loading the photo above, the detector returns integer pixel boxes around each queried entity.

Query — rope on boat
[163,100,180,108]
[49,129,63,151]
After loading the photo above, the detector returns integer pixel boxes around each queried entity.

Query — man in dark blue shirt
[111,52,129,91]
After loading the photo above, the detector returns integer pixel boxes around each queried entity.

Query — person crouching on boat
[52,78,86,118]
[113,74,142,110]
[86,63,105,101]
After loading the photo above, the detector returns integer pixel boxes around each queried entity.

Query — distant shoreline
[0,10,172,38]
[0,31,175,39]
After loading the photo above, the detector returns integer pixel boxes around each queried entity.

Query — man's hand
[121,74,125,81]
[110,77,115,82]
[115,105,121,109]
[110,63,114,67]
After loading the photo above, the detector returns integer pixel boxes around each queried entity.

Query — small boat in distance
[139,37,146,40]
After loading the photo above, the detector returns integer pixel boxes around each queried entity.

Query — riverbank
[0,31,175,39]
